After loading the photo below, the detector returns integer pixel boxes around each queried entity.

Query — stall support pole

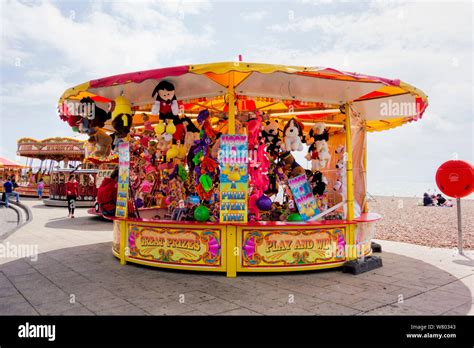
[457,198,464,255]
[227,72,236,135]
[344,104,356,259]
[363,130,368,214]
[119,221,127,265]
[225,73,237,276]
[226,225,237,277]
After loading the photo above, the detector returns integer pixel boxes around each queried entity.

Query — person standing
[3,177,20,208]
[97,169,119,216]
[37,178,45,200]
[66,175,79,218]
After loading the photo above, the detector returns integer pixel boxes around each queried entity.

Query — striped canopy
[0,156,26,168]
[59,62,428,132]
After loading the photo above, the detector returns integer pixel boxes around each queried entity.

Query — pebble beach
[370,196,474,250]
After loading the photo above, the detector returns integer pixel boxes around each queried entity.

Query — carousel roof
[59,61,428,132]
[17,137,85,161]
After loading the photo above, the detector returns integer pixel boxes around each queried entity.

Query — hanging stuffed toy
[164,119,176,142]
[197,109,219,140]
[305,123,329,158]
[182,115,200,152]
[310,171,327,196]
[151,80,179,120]
[110,96,133,150]
[314,141,331,171]
[147,139,158,166]
[279,151,306,178]
[154,119,165,135]
[88,128,112,158]
[282,118,305,152]
[305,122,330,171]
[246,111,263,161]
[58,102,82,132]
[78,97,111,131]
[262,119,282,159]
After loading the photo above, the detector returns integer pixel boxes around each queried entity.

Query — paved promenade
[0,205,19,239]
[0,198,472,315]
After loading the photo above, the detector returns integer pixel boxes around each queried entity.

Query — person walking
[66,174,79,218]
[3,177,20,208]
[37,178,45,200]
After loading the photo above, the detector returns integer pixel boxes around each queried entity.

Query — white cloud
[240,10,267,21]
[253,0,472,186]
[1,0,215,77]
[1,75,68,106]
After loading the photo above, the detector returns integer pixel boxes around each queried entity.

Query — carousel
[58,62,428,277]
[16,137,85,198]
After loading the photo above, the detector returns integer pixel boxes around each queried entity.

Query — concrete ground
[0,198,472,316]
[0,204,19,239]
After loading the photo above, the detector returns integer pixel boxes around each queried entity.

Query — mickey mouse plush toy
[151,80,186,142]
[151,80,179,120]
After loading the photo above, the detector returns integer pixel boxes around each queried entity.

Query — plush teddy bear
[282,118,305,152]
[262,119,281,158]
[88,128,112,158]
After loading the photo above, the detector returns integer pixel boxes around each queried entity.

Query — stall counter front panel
[113,220,226,272]
[112,216,379,277]
[238,226,348,271]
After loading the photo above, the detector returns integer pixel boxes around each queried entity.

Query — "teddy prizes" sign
[219,135,248,223]
[288,174,319,220]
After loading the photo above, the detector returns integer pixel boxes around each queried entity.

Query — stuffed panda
[310,171,327,196]
[305,122,329,161]
[262,119,281,158]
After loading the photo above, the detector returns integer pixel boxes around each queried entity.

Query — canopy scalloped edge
[58,62,428,133]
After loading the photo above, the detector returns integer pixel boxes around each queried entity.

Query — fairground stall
[58,62,428,277]
[16,137,85,198]
[0,156,27,189]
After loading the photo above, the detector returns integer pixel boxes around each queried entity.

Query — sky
[0,0,472,197]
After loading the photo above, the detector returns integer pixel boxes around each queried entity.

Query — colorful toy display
[58,61,428,277]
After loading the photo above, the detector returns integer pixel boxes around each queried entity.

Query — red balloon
[435,160,473,198]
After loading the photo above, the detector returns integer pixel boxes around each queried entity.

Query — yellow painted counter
[111,213,380,277]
